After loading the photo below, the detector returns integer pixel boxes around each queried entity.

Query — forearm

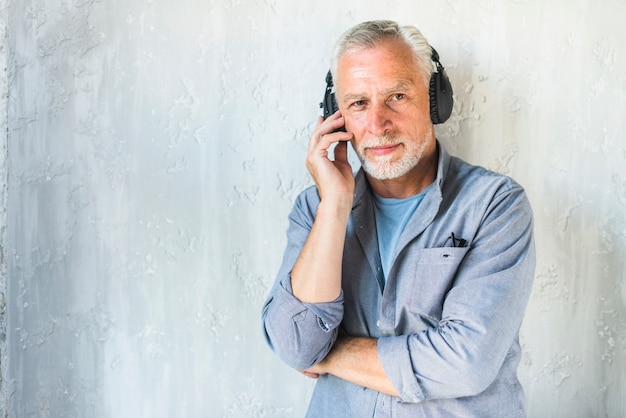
[308,337,399,397]
[291,197,352,303]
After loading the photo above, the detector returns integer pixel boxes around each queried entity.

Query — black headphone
[320,47,453,126]
[428,48,454,124]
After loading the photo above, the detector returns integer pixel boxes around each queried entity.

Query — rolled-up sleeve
[377,182,535,403]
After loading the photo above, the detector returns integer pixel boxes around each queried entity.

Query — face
[335,39,436,182]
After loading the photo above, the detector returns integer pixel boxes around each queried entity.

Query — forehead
[335,39,425,93]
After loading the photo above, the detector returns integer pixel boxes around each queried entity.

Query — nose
[366,102,393,136]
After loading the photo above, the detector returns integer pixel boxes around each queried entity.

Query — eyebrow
[380,81,412,95]
[341,81,414,102]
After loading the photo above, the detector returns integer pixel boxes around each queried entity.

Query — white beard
[355,126,433,180]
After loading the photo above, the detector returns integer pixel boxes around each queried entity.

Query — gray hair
[330,20,434,87]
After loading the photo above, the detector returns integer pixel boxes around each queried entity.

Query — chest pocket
[402,247,470,321]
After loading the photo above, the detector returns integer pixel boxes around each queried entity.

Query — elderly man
[262,20,535,417]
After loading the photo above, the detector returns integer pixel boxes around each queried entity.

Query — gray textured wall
[0,0,7,410]
[1,1,625,417]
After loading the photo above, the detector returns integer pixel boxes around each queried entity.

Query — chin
[362,157,419,181]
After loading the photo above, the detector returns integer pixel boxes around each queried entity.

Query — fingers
[309,111,352,152]
[298,370,320,379]
[333,140,348,162]
[323,110,346,133]
[305,111,355,198]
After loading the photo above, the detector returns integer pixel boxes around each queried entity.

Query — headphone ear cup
[429,66,454,124]
[429,73,440,124]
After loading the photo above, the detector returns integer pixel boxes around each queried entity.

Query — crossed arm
[301,336,399,397]
[271,179,536,402]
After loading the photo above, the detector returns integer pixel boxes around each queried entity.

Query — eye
[351,100,367,108]
[391,93,405,101]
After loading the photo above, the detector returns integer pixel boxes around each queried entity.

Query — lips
[367,143,401,156]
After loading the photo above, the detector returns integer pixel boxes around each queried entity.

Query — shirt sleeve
[261,189,344,370]
[377,182,536,402]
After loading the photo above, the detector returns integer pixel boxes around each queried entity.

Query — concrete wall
[1,0,624,417]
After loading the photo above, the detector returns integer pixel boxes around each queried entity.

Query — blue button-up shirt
[262,143,535,417]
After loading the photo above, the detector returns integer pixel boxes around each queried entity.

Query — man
[262,20,535,417]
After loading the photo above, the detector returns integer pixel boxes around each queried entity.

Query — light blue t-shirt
[373,191,426,281]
